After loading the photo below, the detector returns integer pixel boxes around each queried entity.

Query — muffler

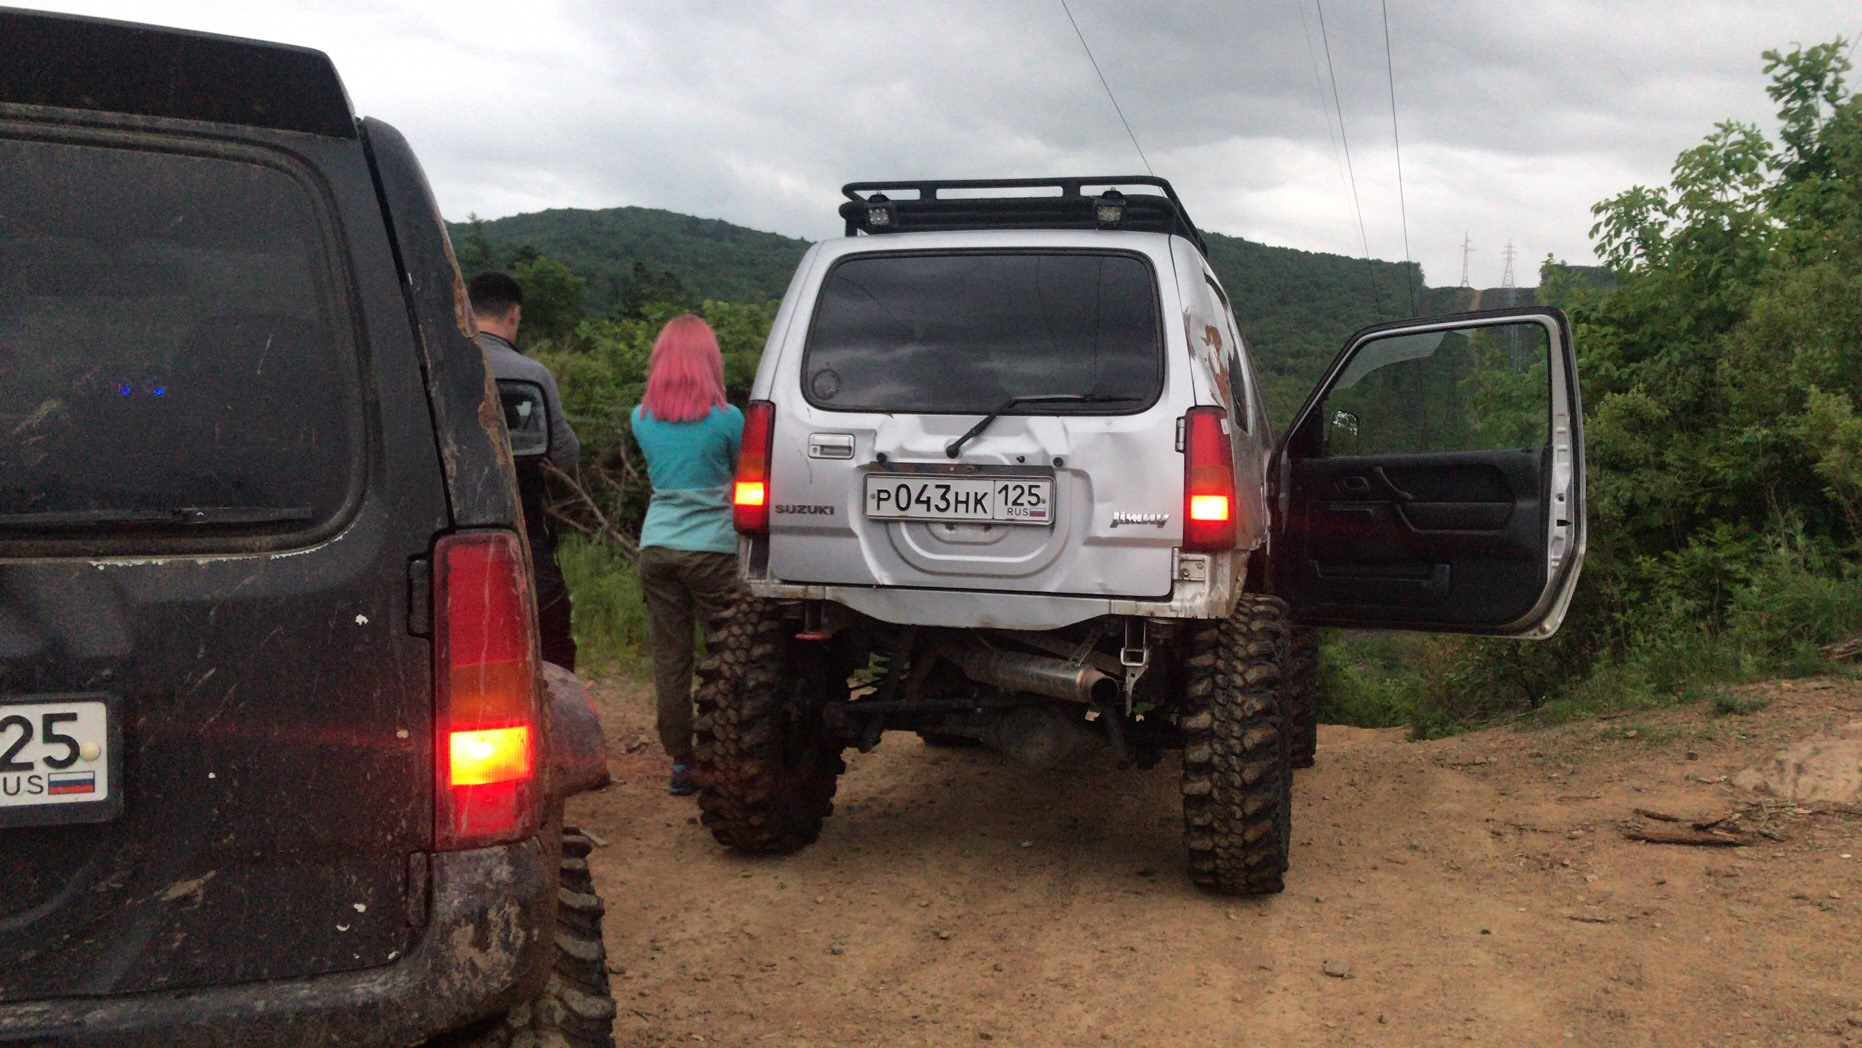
[949,647,1120,706]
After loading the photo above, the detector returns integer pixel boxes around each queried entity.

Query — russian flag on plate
[48,770,96,796]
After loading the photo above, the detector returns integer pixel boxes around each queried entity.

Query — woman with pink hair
[631,315,745,795]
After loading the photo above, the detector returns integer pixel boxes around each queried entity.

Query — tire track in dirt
[574,676,1862,1047]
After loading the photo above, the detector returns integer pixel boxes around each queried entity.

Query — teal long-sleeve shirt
[631,404,743,554]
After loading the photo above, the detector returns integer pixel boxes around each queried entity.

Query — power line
[1380,0,1416,313]
[1312,0,1382,309]
[1059,0,1154,177]
[1293,0,1356,224]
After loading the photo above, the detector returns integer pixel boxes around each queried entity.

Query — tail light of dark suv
[433,530,540,849]
[1182,406,1238,551]
[734,399,775,535]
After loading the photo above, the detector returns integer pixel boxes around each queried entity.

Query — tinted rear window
[803,252,1162,414]
[0,135,358,542]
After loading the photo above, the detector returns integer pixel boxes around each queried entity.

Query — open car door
[1273,306,1585,639]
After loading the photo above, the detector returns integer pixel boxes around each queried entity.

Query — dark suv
[1,11,615,1047]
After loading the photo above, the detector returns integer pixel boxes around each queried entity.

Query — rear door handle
[808,433,855,459]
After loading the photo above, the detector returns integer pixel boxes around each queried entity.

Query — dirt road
[571,675,1862,1047]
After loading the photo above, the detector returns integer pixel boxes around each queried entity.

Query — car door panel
[1275,308,1585,638]
[1302,450,1540,550]
[1293,449,1546,623]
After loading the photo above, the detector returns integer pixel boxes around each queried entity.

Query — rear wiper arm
[0,506,315,531]
[944,393,1141,459]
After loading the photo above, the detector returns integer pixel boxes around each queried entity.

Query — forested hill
[1204,232,1420,421]
[448,206,811,315]
[451,204,1537,421]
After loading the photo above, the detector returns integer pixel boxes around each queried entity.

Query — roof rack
[839,176,1208,257]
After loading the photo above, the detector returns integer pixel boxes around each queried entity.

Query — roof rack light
[865,194,895,229]
[1094,190,1126,228]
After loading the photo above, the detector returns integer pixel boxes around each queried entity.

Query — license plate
[864,474,1054,526]
[0,694,122,828]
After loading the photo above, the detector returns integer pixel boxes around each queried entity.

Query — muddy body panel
[0,840,554,1046]
[0,109,447,998]
[1,10,602,1044]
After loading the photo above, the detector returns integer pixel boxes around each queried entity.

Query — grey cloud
[22,0,1862,285]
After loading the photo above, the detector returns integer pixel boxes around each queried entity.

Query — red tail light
[1183,406,1238,551]
[433,530,540,849]
[734,399,775,535]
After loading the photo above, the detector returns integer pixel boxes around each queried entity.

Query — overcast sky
[30,1,1862,288]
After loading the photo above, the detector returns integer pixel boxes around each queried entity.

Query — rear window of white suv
[802,251,1162,414]
[0,135,359,547]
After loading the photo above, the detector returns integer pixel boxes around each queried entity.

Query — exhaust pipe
[950,647,1120,706]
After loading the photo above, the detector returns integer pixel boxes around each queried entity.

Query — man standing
[469,271,582,669]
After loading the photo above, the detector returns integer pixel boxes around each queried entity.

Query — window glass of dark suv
[803,251,1162,414]
[0,136,359,545]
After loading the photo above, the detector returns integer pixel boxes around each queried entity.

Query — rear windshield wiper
[945,393,1143,459]
[0,506,315,531]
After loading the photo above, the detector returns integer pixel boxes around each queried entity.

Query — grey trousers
[637,546,746,763]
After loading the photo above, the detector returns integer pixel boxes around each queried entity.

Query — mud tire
[428,827,618,1047]
[693,599,847,853]
[1284,625,1320,769]
[1178,594,1294,896]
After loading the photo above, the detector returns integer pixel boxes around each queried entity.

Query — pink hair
[641,315,727,422]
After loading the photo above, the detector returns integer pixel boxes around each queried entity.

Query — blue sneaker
[669,763,696,796]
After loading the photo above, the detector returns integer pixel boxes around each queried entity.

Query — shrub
[558,535,650,674]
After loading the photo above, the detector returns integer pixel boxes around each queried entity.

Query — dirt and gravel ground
[570,673,1862,1047]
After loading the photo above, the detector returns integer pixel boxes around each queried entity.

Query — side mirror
[497,379,551,459]
[1328,409,1359,456]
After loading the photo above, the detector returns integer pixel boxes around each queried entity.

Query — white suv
[694,177,1586,894]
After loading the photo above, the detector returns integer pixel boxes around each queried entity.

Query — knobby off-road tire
[1284,625,1320,769]
[432,827,618,1048]
[693,600,847,853]
[1178,594,1294,895]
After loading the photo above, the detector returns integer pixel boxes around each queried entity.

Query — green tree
[1391,39,1862,725]
[456,213,499,274]
[513,255,589,347]
[533,299,776,546]
[615,261,695,319]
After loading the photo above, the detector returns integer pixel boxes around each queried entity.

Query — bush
[558,535,650,674]
[1314,632,1464,738]
[1724,536,1862,670]
[534,299,776,547]
[1331,40,1862,737]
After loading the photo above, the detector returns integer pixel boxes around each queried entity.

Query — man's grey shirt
[478,332,580,470]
